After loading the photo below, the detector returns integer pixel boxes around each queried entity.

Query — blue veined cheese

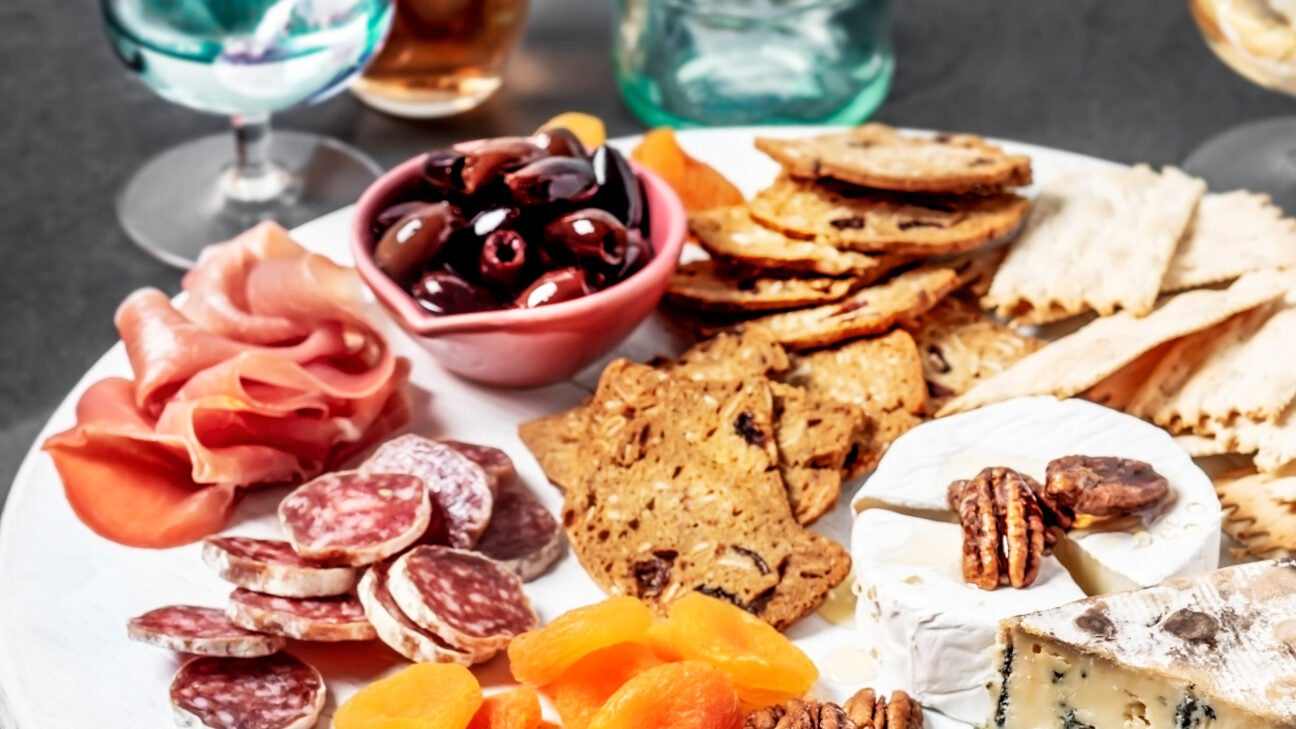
[990,558,1296,728]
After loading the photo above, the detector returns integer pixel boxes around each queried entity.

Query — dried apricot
[467,687,542,729]
[508,596,655,686]
[335,663,482,729]
[538,112,607,150]
[654,592,817,705]
[551,642,667,729]
[643,621,684,663]
[586,661,743,729]
[630,128,745,212]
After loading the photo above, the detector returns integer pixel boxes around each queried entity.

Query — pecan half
[747,699,856,729]
[949,476,1000,590]
[843,689,924,729]
[991,468,1045,588]
[1045,455,1170,517]
[950,467,1045,590]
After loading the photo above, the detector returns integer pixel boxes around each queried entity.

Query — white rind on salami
[474,480,566,582]
[387,545,537,655]
[278,470,430,566]
[437,440,515,494]
[202,537,358,598]
[226,589,376,643]
[356,561,480,666]
[127,605,285,658]
[170,653,325,729]
[361,435,494,549]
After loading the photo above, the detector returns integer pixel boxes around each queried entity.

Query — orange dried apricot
[467,687,542,729]
[643,621,684,663]
[508,596,655,686]
[630,128,745,212]
[654,592,817,705]
[538,112,607,150]
[335,663,482,729]
[585,661,743,729]
[551,642,667,729]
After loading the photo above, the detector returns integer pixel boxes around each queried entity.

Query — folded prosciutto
[44,223,410,548]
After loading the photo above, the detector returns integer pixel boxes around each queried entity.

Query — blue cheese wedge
[991,558,1296,728]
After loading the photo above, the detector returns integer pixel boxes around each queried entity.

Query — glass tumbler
[614,0,894,128]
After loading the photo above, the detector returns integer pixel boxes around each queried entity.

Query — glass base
[117,131,383,269]
[350,75,500,119]
[1183,116,1296,214]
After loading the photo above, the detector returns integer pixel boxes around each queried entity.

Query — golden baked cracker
[671,324,791,380]
[938,269,1289,416]
[754,124,1032,194]
[769,382,867,524]
[907,296,1045,412]
[665,259,864,313]
[1083,340,1177,412]
[746,266,960,351]
[689,206,906,277]
[1127,299,1296,428]
[942,245,1010,298]
[517,403,590,493]
[749,177,1029,257]
[983,165,1206,326]
[1161,190,1296,292]
[1214,468,1296,560]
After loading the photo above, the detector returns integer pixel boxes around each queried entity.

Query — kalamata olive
[459,137,547,195]
[532,127,586,158]
[479,230,528,289]
[543,208,628,266]
[411,270,498,315]
[514,267,590,308]
[373,201,466,284]
[372,200,432,239]
[421,149,466,197]
[504,157,598,207]
[470,206,520,238]
[589,145,643,229]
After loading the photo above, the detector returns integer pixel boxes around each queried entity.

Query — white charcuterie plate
[0,128,1121,729]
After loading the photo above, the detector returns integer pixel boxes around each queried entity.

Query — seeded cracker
[689,206,905,277]
[983,165,1205,326]
[749,177,1029,257]
[754,124,1032,194]
[665,259,865,313]
[1213,469,1296,560]
[1161,190,1296,292]
[938,269,1288,416]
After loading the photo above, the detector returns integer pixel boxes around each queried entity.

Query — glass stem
[224,113,290,204]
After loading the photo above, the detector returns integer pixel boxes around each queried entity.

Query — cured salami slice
[170,653,325,729]
[226,589,376,642]
[356,561,480,666]
[202,536,358,598]
[127,605,284,657]
[278,471,430,566]
[438,440,516,493]
[387,545,537,654]
[361,436,494,549]
[474,480,565,582]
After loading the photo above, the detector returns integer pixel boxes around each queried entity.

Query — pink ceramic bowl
[352,153,686,388]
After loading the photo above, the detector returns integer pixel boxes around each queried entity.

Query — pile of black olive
[370,128,651,316]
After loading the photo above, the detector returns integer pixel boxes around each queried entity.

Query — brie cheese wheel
[852,510,1086,723]
[848,396,1222,725]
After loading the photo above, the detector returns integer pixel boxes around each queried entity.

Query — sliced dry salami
[361,435,494,549]
[127,605,284,658]
[356,561,480,666]
[474,480,565,582]
[278,471,430,566]
[387,545,537,654]
[202,536,358,598]
[170,653,325,729]
[226,589,376,642]
[438,440,516,493]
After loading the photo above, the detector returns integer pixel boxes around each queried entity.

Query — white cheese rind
[850,396,1222,590]
[852,510,1085,724]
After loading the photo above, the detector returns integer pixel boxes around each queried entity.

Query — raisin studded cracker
[665,259,866,313]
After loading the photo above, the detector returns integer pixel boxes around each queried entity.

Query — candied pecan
[844,688,924,729]
[885,691,923,729]
[950,468,1045,590]
[1046,455,1170,517]
[749,699,856,729]
[949,476,1000,590]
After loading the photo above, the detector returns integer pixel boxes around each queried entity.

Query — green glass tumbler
[614,0,894,128]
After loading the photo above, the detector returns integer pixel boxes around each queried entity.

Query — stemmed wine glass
[1187,0,1296,210]
[102,0,394,267]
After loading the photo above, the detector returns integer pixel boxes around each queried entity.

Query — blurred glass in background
[614,0,893,127]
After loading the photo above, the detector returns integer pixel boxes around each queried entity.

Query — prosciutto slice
[44,223,410,548]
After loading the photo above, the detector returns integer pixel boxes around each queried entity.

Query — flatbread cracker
[1084,340,1178,412]
[1193,401,1296,473]
[665,259,864,313]
[983,165,1206,326]
[1161,190,1296,292]
[938,268,1288,416]
[745,266,960,351]
[1176,433,1235,457]
[754,124,1032,194]
[749,177,1029,256]
[689,206,904,277]
[1214,469,1296,559]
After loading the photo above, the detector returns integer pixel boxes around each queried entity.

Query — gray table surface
[2,0,1292,514]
